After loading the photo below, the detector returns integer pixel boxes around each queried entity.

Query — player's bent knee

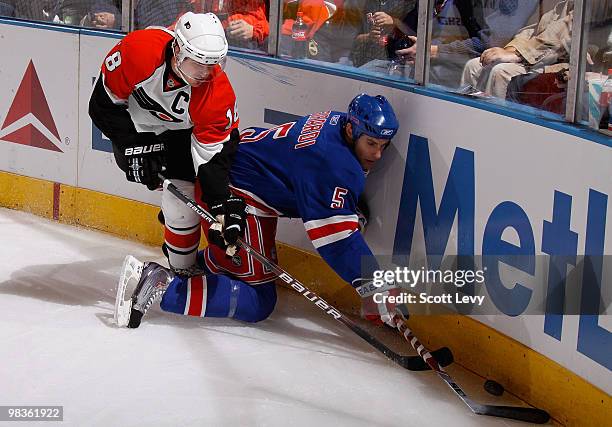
[234,282,277,323]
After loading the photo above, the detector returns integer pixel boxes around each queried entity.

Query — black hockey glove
[207,195,248,256]
[124,143,165,190]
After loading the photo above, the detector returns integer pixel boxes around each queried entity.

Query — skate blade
[114,255,144,327]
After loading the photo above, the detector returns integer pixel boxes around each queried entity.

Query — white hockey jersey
[99,26,239,168]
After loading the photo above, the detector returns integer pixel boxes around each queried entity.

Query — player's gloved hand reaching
[354,278,409,328]
[123,143,165,190]
[207,195,248,256]
[356,196,370,233]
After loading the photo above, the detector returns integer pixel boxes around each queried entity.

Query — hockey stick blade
[397,347,453,371]
[392,316,551,424]
[342,318,453,371]
[469,400,550,424]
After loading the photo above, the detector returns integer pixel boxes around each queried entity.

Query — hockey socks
[160,274,277,323]
[161,179,201,269]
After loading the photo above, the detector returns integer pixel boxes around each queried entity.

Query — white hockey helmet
[173,12,228,82]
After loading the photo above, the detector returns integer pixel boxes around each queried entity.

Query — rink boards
[0,19,609,425]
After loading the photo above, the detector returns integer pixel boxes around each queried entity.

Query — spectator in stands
[134,0,191,29]
[386,0,537,87]
[83,1,121,29]
[461,0,574,98]
[0,0,50,21]
[316,0,366,64]
[350,0,417,68]
[604,24,612,64]
[279,0,338,59]
[0,1,14,17]
[503,2,612,114]
[46,0,121,29]
[191,0,269,50]
[582,2,612,68]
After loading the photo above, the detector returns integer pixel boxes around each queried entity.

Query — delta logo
[0,60,63,152]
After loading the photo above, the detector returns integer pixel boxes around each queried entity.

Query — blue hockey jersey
[229,110,373,287]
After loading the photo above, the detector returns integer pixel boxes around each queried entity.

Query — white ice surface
[0,207,547,426]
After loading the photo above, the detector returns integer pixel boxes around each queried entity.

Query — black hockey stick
[390,315,551,424]
[160,175,453,371]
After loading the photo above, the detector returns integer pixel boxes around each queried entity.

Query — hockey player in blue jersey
[115,93,403,329]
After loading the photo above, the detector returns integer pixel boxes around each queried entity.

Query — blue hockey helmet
[347,94,399,141]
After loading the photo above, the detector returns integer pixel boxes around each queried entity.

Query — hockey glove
[124,143,165,190]
[207,195,248,256]
[354,278,409,327]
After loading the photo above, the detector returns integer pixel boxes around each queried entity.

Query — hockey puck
[484,379,504,396]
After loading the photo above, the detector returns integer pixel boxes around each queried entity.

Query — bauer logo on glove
[124,143,164,156]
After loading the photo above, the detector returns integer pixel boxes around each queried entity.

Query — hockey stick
[389,315,551,424]
[160,175,453,371]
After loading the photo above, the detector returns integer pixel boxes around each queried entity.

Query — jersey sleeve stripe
[303,214,359,230]
[310,229,358,248]
[306,220,359,241]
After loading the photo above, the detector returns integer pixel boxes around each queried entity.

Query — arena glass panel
[2,0,122,30]
[1,0,608,140]
[419,0,611,132]
[576,1,612,133]
[133,0,269,54]
[276,0,417,83]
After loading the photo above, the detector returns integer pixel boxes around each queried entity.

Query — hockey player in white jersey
[115,94,406,329]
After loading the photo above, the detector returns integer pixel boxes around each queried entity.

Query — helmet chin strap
[172,44,207,85]
[171,46,190,84]
[175,64,191,84]
[172,46,189,84]
[343,120,358,144]
[343,122,368,176]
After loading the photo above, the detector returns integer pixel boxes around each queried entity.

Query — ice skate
[169,263,207,277]
[114,255,174,328]
[161,243,207,277]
